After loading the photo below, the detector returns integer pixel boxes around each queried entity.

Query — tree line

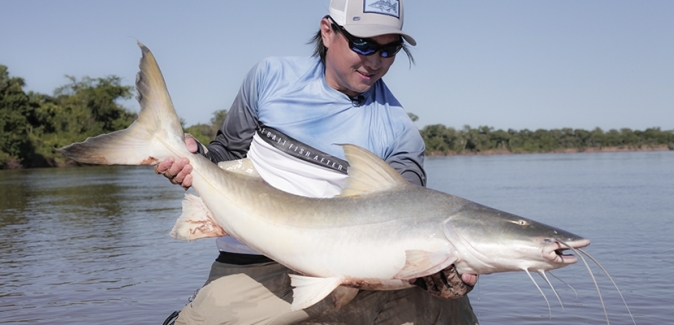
[420,124,674,155]
[1,67,672,169]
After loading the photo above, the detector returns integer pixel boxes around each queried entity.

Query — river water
[1,151,672,324]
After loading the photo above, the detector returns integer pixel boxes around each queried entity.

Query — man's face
[321,18,399,98]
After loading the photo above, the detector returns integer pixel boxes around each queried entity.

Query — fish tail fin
[289,275,342,311]
[58,42,187,165]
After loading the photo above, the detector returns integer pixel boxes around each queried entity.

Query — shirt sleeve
[386,128,427,187]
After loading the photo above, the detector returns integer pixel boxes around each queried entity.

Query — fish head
[444,199,590,275]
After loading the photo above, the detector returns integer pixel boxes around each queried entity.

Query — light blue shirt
[246,56,425,173]
[207,56,427,254]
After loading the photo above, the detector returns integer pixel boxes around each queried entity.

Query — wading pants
[175,260,479,325]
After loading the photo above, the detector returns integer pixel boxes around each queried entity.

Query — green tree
[489,129,511,150]
[184,109,228,145]
[37,76,136,166]
[588,127,605,148]
[473,126,494,151]
[53,75,135,133]
[560,128,578,149]
[0,69,137,168]
[0,65,36,168]
[420,124,464,153]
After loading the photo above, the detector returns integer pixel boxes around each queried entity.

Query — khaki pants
[175,260,479,325]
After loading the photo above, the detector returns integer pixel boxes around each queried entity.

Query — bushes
[0,65,135,168]
[421,124,674,155]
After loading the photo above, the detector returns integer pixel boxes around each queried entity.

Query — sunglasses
[328,17,403,58]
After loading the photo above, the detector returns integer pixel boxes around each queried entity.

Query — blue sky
[2,1,672,131]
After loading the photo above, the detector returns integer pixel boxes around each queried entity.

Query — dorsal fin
[217,158,261,178]
[337,144,410,197]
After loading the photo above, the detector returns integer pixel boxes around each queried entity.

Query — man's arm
[199,88,259,163]
[383,112,427,187]
[385,147,426,187]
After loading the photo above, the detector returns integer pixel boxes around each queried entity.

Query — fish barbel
[59,43,594,313]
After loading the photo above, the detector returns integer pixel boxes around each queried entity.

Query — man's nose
[362,53,382,70]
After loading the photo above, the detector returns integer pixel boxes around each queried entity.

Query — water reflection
[0,166,215,324]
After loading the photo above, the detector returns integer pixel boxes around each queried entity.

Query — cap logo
[363,0,400,18]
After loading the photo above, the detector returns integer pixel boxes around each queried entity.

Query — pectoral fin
[331,286,359,309]
[289,275,342,311]
[170,193,226,240]
[393,250,457,279]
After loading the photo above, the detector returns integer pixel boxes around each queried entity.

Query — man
[159,1,479,324]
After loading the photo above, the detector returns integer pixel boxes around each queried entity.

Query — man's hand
[411,265,477,299]
[154,134,199,189]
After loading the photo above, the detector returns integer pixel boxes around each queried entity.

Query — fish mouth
[544,239,590,264]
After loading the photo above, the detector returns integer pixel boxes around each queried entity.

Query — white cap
[329,0,416,46]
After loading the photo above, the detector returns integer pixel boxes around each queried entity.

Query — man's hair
[309,16,415,67]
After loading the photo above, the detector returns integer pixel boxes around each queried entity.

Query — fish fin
[170,193,227,240]
[217,158,261,178]
[289,275,342,311]
[331,286,359,309]
[336,144,411,197]
[58,42,187,165]
[394,250,457,279]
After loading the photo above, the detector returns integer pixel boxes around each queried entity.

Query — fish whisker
[548,271,578,299]
[578,248,637,325]
[560,241,609,325]
[537,270,564,310]
[524,268,552,318]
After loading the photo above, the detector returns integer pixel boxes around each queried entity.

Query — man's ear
[320,17,334,48]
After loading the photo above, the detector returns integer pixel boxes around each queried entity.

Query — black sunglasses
[328,16,403,58]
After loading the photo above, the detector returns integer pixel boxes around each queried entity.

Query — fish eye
[511,219,529,226]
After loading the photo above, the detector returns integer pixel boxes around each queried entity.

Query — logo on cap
[364,0,400,18]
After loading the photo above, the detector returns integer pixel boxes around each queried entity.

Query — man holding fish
[157,0,479,324]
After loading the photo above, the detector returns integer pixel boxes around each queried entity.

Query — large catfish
[59,43,593,312]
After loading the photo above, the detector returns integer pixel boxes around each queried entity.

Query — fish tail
[58,42,187,165]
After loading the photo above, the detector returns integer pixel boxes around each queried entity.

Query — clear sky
[2,1,672,131]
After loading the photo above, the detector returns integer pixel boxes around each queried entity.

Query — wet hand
[154,135,198,189]
[410,264,477,299]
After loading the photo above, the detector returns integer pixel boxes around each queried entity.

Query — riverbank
[426,144,673,156]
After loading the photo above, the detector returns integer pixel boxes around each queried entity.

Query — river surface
[1,151,672,324]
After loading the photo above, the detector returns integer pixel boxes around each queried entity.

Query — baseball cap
[329,0,416,46]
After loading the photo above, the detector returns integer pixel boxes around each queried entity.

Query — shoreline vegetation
[2,67,673,169]
[420,124,674,157]
[426,144,672,157]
